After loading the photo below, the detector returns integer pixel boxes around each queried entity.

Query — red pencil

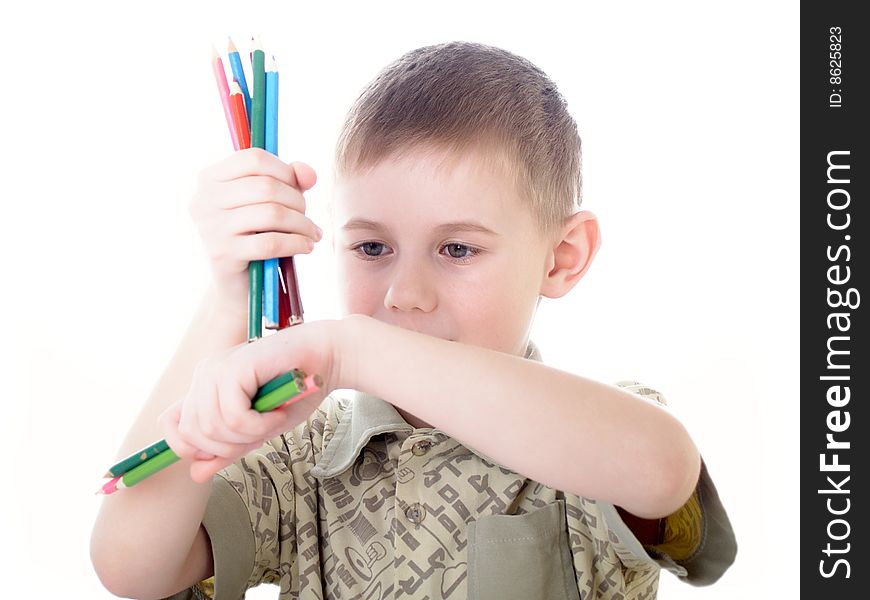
[281,257,303,326]
[229,81,251,150]
[278,262,292,327]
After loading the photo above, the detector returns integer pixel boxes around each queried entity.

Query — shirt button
[405,503,426,525]
[411,440,433,456]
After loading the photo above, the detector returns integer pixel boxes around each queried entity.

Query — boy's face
[332,148,554,357]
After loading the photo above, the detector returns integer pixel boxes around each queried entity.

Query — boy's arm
[90,287,245,599]
[339,315,701,520]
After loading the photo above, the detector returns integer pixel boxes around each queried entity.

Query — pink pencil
[211,45,239,150]
[96,476,122,495]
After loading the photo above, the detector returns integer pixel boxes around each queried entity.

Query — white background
[0,1,798,597]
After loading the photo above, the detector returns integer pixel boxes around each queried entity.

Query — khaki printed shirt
[167,342,736,600]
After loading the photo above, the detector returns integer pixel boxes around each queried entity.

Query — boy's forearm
[91,286,246,596]
[340,315,700,519]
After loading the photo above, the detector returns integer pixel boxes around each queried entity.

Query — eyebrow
[341,218,500,236]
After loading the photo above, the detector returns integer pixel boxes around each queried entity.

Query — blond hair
[334,41,582,236]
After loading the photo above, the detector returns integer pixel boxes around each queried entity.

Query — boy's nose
[383,262,438,313]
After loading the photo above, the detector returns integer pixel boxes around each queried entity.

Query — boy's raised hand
[190,148,322,322]
[159,318,349,483]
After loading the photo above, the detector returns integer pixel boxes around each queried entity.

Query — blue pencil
[227,37,252,125]
[264,55,280,329]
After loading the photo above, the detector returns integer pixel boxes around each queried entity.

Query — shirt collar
[310,340,543,479]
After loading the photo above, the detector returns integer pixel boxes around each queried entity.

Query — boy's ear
[540,210,600,299]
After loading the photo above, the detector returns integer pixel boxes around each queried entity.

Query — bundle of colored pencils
[95,37,317,496]
[97,370,322,495]
[213,36,304,341]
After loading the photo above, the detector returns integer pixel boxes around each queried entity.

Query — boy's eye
[444,243,473,259]
[442,243,480,262]
[357,242,388,257]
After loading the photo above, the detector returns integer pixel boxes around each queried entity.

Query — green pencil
[252,370,306,412]
[98,370,322,495]
[247,36,267,341]
[113,446,182,491]
[251,37,266,150]
[104,439,170,478]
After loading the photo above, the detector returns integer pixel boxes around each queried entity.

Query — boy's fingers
[259,394,325,440]
[164,433,201,461]
[202,148,316,193]
[189,456,235,484]
[160,403,201,460]
[165,432,210,462]
[222,203,320,240]
[203,148,288,183]
[213,177,307,213]
[178,403,256,457]
[218,384,294,439]
[233,232,315,263]
[179,431,249,460]
[188,442,262,483]
[289,161,317,192]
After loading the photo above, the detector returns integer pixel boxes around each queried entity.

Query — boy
[91,41,736,599]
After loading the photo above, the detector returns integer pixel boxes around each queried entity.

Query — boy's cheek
[336,270,380,316]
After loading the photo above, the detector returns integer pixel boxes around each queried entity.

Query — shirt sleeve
[162,435,298,600]
[599,381,738,585]
[161,396,343,600]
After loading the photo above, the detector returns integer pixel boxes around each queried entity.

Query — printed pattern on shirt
[201,381,677,600]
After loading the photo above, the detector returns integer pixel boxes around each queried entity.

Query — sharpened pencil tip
[211,44,219,61]
[103,471,112,478]
[228,36,237,53]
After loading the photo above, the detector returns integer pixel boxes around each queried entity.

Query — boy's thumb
[190,457,234,484]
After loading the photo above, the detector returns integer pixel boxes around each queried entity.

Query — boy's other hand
[158,318,344,483]
[189,148,322,322]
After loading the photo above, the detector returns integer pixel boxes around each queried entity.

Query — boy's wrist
[334,313,376,391]
[199,288,248,345]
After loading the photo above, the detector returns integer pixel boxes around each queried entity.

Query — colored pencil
[265,55,278,155]
[264,55,280,329]
[104,439,170,478]
[247,36,267,341]
[101,370,311,482]
[251,38,266,151]
[283,257,304,325]
[104,447,183,493]
[229,81,251,150]
[227,37,252,125]
[97,371,323,494]
[278,262,292,327]
[211,46,239,151]
[252,370,310,412]
[263,263,280,328]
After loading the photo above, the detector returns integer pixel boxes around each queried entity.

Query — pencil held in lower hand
[101,447,183,494]
[104,439,170,478]
[97,370,322,495]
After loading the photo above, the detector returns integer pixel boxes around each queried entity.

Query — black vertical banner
[802,3,868,596]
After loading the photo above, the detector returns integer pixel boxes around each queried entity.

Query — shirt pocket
[467,499,580,600]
